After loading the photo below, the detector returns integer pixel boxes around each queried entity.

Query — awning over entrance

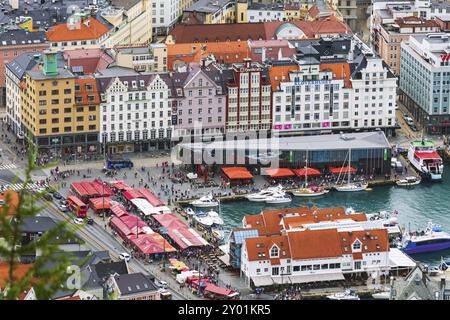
[389,248,416,268]
[329,167,357,174]
[251,276,274,287]
[222,167,254,180]
[293,167,322,177]
[287,272,345,284]
[262,168,295,178]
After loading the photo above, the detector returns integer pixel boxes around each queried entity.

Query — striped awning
[287,272,345,284]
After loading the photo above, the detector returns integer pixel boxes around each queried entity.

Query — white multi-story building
[96,69,172,153]
[247,2,286,23]
[151,0,193,36]
[5,53,39,137]
[271,37,397,136]
[240,227,391,288]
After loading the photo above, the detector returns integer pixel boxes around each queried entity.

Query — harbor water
[219,165,450,266]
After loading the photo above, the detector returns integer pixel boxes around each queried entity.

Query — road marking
[0,163,17,170]
[0,182,47,192]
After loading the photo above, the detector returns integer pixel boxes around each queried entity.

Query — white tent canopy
[389,248,417,268]
[130,198,161,215]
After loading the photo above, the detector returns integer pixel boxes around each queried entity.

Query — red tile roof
[287,229,343,260]
[46,18,109,42]
[268,64,298,91]
[245,235,290,262]
[0,263,33,289]
[320,63,352,88]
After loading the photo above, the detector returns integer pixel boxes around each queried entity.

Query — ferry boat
[400,221,450,254]
[190,194,219,208]
[265,191,292,204]
[396,176,421,187]
[327,289,360,300]
[407,140,443,180]
[245,185,283,202]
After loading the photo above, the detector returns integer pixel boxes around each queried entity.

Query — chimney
[441,277,446,290]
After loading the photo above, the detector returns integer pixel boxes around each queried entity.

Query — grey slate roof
[0,29,46,46]
[185,0,234,13]
[18,216,57,233]
[94,260,129,280]
[110,0,141,10]
[6,52,39,79]
[114,273,159,296]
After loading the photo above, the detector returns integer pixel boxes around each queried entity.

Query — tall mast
[305,149,308,185]
[348,148,351,185]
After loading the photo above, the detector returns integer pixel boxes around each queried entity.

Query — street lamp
[159,226,168,270]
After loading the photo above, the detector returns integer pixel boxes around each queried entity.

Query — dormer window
[132,81,137,88]
[270,245,279,258]
[140,80,145,87]
[352,240,361,251]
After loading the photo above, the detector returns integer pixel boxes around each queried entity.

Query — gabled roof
[46,18,109,42]
[269,63,299,91]
[94,261,129,280]
[114,273,159,296]
[244,235,290,262]
[6,52,40,80]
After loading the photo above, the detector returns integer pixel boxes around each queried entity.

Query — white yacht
[193,211,214,227]
[334,148,368,192]
[246,185,283,202]
[372,290,390,300]
[190,194,219,208]
[265,191,292,204]
[327,289,360,300]
[207,210,224,226]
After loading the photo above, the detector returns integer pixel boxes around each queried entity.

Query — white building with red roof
[240,227,391,287]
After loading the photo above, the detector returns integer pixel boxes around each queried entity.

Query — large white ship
[407,140,443,180]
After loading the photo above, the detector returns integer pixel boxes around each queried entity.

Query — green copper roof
[411,140,435,147]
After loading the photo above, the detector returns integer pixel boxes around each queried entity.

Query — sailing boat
[334,148,368,192]
[292,149,329,197]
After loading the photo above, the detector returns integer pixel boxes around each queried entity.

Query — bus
[67,195,88,218]
[107,157,134,169]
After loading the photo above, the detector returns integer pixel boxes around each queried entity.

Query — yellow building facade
[21,52,100,157]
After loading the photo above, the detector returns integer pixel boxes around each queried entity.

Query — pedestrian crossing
[0,182,48,193]
[0,163,17,171]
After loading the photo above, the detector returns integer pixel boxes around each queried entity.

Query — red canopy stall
[262,168,295,178]
[293,168,322,177]
[221,167,254,186]
[329,167,357,174]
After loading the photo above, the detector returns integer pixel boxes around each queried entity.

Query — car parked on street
[119,252,131,262]
[53,192,62,200]
[86,218,94,225]
[58,204,68,212]
[73,218,84,225]
[43,194,53,201]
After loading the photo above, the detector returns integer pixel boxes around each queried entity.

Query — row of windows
[39,125,96,134]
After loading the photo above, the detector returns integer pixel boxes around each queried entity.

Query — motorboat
[372,289,390,300]
[335,181,368,192]
[400,221,450,254]
[327,289,360,300]
[185,207,196,216]
[265,192,292,204]
[207,210,224,226]
[407,140,443,180]
[292,186,329,197]
[193,211,214,228]
[396,176,421,187]
[190,194,219,208]
[245,185,283,202]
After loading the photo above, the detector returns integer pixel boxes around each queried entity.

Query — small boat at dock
[327,289,360,300]
[265,191,292,204]
[372,289,390,300]
[207,210,224,227]
[246,185,283,202]
[190,194,219,208]
[185,207,195,216]
[211,228,225,242]
[193,211,214,227]
[292,186,329,197]
[396,176,421,187]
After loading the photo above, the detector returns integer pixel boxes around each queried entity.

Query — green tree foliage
[0,142,77,300]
